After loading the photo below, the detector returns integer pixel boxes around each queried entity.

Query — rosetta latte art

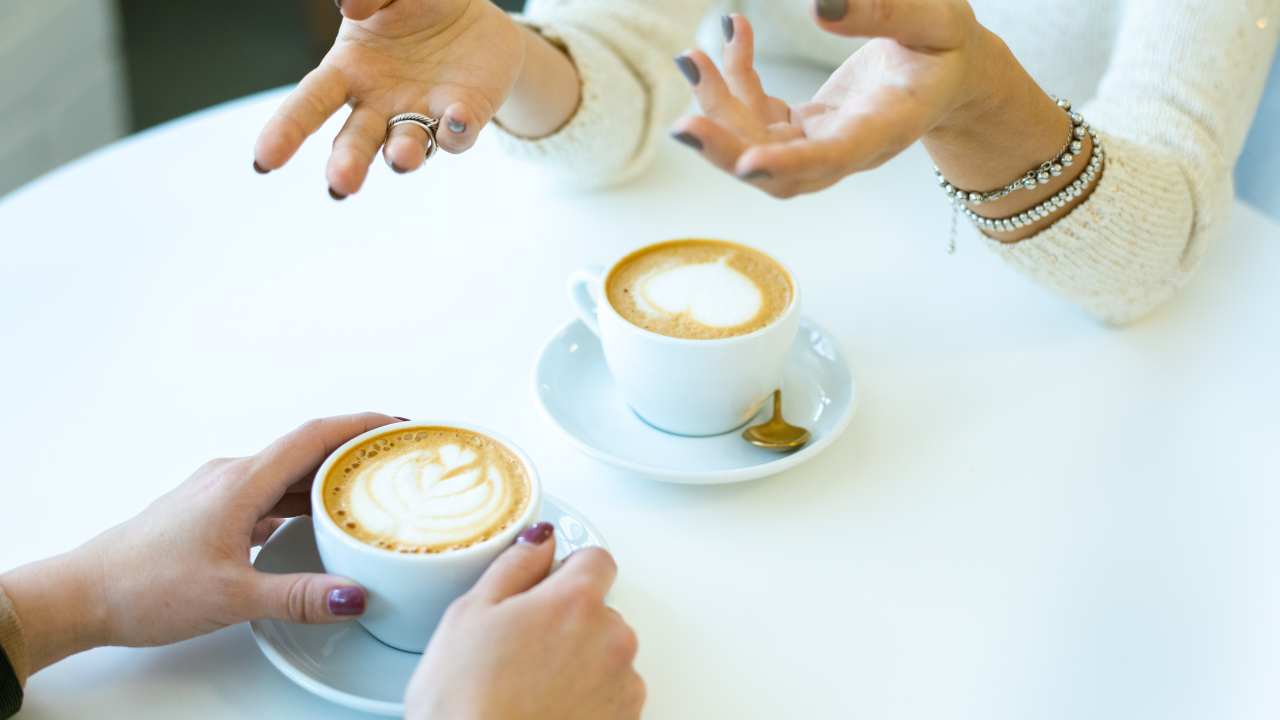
[324,427,530,553]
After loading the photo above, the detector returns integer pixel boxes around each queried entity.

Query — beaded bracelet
[962,130,1104,234]
[935,98,1105,249]
[935,98,1086,206]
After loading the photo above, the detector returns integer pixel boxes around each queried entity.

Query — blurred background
[1,0,1277,217]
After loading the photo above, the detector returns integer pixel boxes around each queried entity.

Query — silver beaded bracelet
[935,98,1086,206]
[959,132,1103,234]
[935,97,1106,249]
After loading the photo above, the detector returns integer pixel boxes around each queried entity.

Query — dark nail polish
[394,416,411,422]
[517,522,555,546]
[816,0,848,21]
[327,586,365,616]
[674,55,700,86]
[671,131,703,151]
[252,160,270,175]
[447,118,466,134]
[328,187,347,201]
[741,169,773,181]
[390,161,409,174]
[721,15,735,42]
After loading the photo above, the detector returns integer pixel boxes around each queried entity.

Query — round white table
[2,72,1278,719]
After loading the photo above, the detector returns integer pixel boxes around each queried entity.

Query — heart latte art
[606,239,793,340]
[323,426,531,554]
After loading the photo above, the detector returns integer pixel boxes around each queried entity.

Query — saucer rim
[250,494,609,717]
[531,316,857,484]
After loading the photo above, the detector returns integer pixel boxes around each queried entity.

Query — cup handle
[567,265,605,336]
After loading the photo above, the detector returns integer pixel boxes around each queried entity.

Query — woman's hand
[406,532,644,720]
[672,0,1074,228]
[253,0,528,197]
[1,412,400,675]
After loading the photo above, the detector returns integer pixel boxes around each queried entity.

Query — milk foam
[634,257,762,328]
[344,443,517,549]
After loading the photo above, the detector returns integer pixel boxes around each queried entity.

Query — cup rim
[598,238,801,346]
[310,420,542,562]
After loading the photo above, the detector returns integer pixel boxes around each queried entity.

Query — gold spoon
[742,389,811,452]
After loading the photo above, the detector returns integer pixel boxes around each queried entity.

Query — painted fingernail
[674,55,700,86]
[816,0,848,21]
[327,586,365,616]
[252,160,270,175]
[671,131,703,151]
[721,15,735,42]
[394,416,411,422]
[447,118,466,134]
[390,161,409,174]
[328,187,347,201]
[517,522,555,546]
[741,169,773,181]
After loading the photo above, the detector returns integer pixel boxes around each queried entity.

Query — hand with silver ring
[387,113,440,163]
[252,0,527,200]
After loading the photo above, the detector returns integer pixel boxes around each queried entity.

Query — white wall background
[0,0,129,197]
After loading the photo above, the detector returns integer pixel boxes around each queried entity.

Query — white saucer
[533,317,856,484]
[250,496,608,717]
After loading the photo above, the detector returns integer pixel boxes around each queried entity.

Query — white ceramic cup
[568,241,801,436]
[310,421,542,653]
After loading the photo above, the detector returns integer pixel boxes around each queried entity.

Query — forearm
[924,27,1098,242]
[494,25,582,139]
[0,551,109,679]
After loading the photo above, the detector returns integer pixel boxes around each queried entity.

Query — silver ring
[387,112,439,162]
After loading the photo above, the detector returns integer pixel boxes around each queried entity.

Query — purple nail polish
[447,118,466,134]
[721,15,735,42]
[671,131,703,151]
[517,522,554,545]
[328,187,347,201]
[253,160,270,175]
[674,55,700,86]
[393,416,411,422]
[327,586,365,616]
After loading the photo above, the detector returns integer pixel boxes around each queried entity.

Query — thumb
[467,522,557,603]
[244,570,367,624]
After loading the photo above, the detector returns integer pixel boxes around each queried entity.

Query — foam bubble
[635,257,762,328]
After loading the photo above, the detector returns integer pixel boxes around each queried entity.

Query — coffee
[322,426,531,554]
[605,239,792,340]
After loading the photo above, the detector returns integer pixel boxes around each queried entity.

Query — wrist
[1,549,110,676]
[494,23,582,139]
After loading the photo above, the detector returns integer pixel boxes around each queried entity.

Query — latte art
[606,239,793,340]
[323,427,531,554]
[633,258,762,328]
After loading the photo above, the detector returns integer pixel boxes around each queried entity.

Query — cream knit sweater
[497,0,1279,324]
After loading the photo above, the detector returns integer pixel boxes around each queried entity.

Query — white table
[2,73,1278,719]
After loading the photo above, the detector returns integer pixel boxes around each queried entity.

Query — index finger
[254,65,350,172]
[242,412,402,513]
[540,547,618,601]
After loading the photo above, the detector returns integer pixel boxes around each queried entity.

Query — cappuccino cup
[311,421,541,652]
[569,239,800,436]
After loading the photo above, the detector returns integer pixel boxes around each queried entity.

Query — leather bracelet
[0,645,20,719]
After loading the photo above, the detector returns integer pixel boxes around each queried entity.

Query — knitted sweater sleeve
[984,0,1280,323]
[491,0,714,187]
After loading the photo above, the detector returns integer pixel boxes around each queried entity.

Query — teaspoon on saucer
[742,390,810,452]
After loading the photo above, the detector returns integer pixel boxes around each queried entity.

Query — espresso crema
[605,239,793,340]
[322,426,531,554]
